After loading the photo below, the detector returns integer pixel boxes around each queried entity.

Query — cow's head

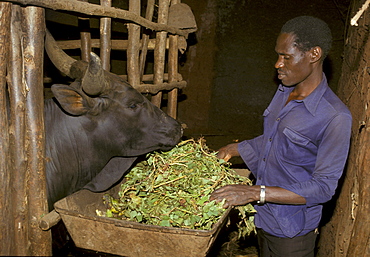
[45,30,183,157]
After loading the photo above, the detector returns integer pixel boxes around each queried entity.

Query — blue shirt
[238,74,352,238]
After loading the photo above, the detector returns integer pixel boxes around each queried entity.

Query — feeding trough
[54,186,231,257]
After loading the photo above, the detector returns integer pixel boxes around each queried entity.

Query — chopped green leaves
[98,138,256,234]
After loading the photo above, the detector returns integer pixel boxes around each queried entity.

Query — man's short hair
[281,16,332,59]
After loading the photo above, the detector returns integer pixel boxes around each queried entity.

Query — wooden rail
[2,0,196,36]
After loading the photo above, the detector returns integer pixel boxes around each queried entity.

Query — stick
[153,175,187,189]
[39,210,61,231]
[351,0,370,26]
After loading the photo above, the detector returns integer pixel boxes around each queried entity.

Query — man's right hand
[217,143,240,161]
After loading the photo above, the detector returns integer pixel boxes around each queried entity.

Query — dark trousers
[257,228,318,257]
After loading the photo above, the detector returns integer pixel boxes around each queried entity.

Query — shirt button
[276,118,280,121]
[269,138,272,142]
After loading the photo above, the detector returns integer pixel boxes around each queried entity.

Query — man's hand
[217,143,240,161]
[210,184,307,208]
[210,184,260,208]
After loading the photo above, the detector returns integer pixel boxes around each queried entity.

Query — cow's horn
[45,29,78,78]
[81,52,109,96]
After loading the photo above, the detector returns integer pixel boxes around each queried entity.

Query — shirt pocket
[281,127,315,165]
[263,108,272,128]
[263,108,270,117]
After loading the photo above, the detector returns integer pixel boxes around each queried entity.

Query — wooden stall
[0,0,196,255]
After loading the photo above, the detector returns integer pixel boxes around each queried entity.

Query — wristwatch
[257,185,266,204]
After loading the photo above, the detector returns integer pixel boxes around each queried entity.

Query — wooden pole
[7,5,50,255]
[127,0,140,86]
[0,2,12,255]
[151,0,170,108]
[22,6,51,255]
[55,37,166,51]
[8,5,29,255]
[139,0,155,81]
[167,0,180,119]
[79,0,91,62]
[3,0,191,36]
[100,0,112,71]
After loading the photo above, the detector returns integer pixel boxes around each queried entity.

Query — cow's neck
[44,99,111,205]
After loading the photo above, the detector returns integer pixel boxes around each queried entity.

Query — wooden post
[22,6,51,255]
[79,0,91,62]
[7,4,50,255]
[167,0,180,119]
[151,0,170,108]
[8,5,29,255]
[139,0,155,81]
[0,2,12,255]
[100,0,111,71]
[127,0,140,86]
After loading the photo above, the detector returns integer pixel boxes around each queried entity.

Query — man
[210,16,352,257]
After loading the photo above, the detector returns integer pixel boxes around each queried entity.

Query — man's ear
[310,46,323,63]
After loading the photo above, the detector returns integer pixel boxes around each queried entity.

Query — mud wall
[317,1,370,256]
[178,0,350,151]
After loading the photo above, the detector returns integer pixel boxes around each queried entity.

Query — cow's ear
[51,84,89,116]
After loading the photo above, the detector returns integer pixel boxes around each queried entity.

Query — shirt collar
[279,73,328,116]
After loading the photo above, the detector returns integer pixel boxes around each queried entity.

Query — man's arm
[210,184,306,208]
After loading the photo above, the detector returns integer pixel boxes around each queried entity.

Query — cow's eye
[129,103,137,109]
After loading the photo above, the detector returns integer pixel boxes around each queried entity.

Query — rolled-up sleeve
[238,135,264,176]
[281,113,352,207]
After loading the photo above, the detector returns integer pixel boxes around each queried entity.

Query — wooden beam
[55,38,167,50]
[133,80,186,95]
[3,0,191,36]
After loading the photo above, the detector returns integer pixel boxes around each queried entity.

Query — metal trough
[54,186,231,257]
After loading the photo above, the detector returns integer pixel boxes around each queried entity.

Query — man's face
[274,33,313,87]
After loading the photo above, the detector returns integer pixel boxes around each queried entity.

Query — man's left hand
[210,184,259,208]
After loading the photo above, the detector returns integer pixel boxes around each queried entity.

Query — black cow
[44,30,182,210]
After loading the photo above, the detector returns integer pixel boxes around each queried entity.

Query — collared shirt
[238,74,352,238]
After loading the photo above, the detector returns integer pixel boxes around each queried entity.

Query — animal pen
[0,0,196,255]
